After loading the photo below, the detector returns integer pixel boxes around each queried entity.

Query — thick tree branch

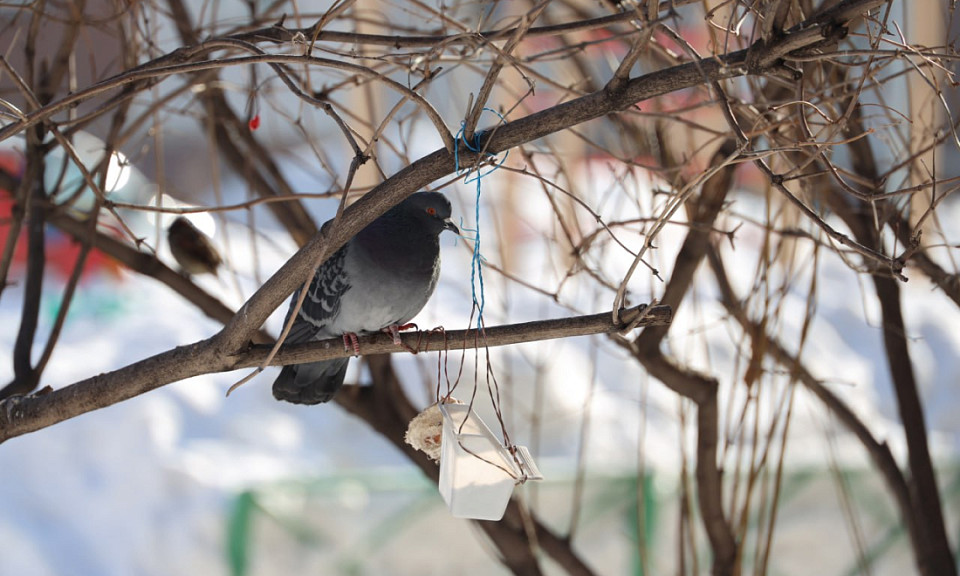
[0,304,670,444]
[237,304,671,368]
[627,143,739,576]
[834,103,957,576]
[630,348,734,576]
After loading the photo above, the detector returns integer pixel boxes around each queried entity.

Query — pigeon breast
[328,223,441,335]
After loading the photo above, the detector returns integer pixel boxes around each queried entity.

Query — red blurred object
[0,149,124,282]
[248,114,260,131]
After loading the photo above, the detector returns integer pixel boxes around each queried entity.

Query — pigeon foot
[383,323,419,353]
[342,332,361,356]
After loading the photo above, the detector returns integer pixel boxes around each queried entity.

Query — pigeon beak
[443,219,460,235]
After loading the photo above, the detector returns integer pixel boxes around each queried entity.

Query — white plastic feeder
[438,403,542,520]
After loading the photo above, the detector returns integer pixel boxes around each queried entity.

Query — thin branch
[209,44,756,355]
[48,212,272,342]
[745,0,889,70]
[626,141,740,576]
[836,108,957,576]
[463,1,548,141]
[238,304,670,368]
[5,139,44,398]
[30,211,94,385]
[705,244,922,570]
[1,5,896,358]
[0,51,455,153]
[216,0,897,356]
[234,5,691,48]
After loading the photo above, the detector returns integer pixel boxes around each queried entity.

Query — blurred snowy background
[1,1,959,575]
[1,149,958,575]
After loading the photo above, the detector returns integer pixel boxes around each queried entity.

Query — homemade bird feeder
[438,403,542,521]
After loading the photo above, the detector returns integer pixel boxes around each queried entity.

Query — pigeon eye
[426,207,437,216]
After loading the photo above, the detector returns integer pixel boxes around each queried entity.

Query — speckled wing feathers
[272,246,354,404]
[282,245,351,343]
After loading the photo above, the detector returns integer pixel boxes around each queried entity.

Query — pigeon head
[395,192,460,237]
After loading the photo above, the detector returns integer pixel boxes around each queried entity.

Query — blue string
[454,108,508,327]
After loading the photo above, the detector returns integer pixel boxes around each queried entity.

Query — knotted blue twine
[454,108,509,328]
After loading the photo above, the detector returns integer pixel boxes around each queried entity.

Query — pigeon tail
[272,358,350,405]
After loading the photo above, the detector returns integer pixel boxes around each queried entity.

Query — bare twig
[705,244,922,570]
[234,5,690,48]
[462,1,548,141]
[623,142,739,576]
[46,212,272,342]
[4,137,44,398]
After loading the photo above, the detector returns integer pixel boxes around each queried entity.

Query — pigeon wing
[283,245,352,343]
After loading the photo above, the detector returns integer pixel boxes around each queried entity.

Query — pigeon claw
[383,323,419,353]
[342,332,361,356]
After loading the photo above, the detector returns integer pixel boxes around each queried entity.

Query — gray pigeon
[273,192,459,404]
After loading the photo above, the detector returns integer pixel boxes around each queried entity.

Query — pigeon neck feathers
[351,192,451,268]
[354,208,440,272]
